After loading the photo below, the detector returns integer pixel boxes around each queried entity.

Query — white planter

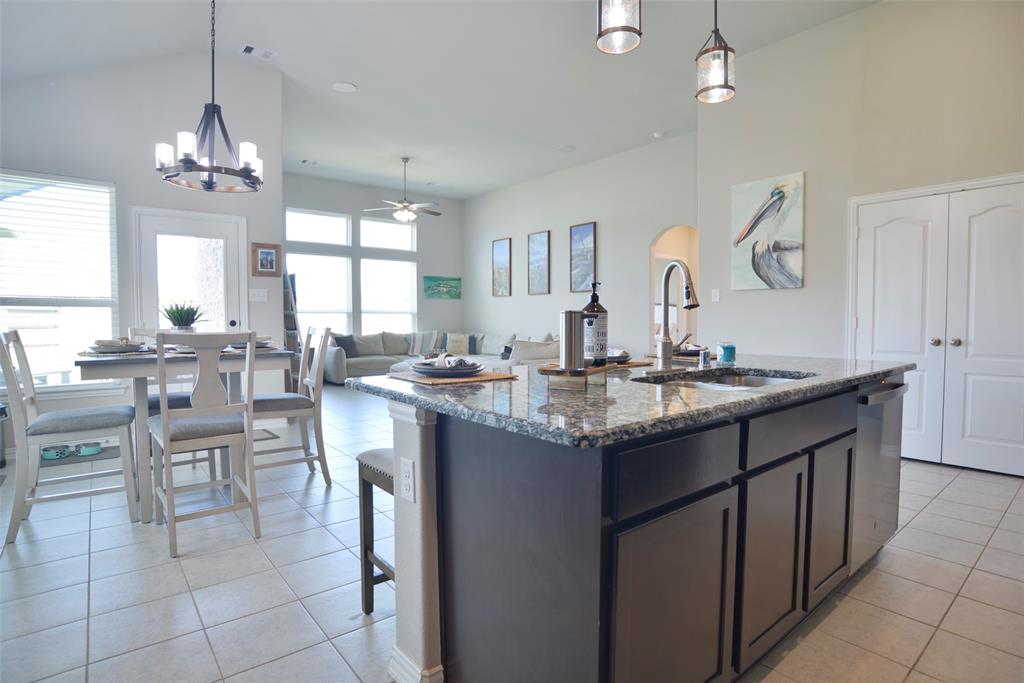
[170,326,196,333]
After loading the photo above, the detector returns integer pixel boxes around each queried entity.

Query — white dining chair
[250,327,332,484]
[130,327,218,480]
[148,331,260,557]
[1,330,138,544]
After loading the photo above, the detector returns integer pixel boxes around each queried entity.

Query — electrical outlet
[248,288,268,303]
[400,457,415,503]
[711,288,720,303]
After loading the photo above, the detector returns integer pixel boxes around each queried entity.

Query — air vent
[241,44,277,61]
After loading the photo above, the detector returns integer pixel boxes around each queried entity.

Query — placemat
[78,350,153,358]
[388,371,517,386]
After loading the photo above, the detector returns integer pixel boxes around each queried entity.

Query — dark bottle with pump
[583,282,608,367]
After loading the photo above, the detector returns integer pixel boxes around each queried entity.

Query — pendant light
[154,0,262,192]
[695,0,735,104]
[596,0,641,55]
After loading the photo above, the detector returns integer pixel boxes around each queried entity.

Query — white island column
[386,401,444,683]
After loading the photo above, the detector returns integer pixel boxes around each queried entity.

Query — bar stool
[357,446,396,613]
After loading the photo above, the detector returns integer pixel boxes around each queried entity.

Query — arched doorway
[649,225,699,352]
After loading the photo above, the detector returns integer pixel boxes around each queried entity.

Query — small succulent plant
[162,303,205,328]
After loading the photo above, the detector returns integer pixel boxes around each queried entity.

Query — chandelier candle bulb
[155,143,174,169]
[177,131,197,160]
[252,157,264,178]
[239,142,257,168]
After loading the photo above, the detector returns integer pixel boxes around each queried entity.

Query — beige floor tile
[760,627,908,683]
[89,504,136,530]
[905,672,942,683]
[89,562,189,615]
[842,568,955,626]
[237,492,300,517]
[206,601,326,677]
[899,491,934,512]
[283,484,355,508]
[901,479,946,498]
[0,554,89,602]
[977,547,1024,582]
[15,512,91,543]
[0,583,87,640]
[325,512,394,548]
[37,666,86,683]
[305,497,361,525]
[21,497,92,521]
[937,486,1012,512]
[921,498,1006,526]
[174,521,256,558]
[889,527,984,567]
[0,619,87,683]
[736,664,798,682]
[89,538,178,579]
[278,549,361,598]
[0,531,89,571]
[240,508,320,539]
[181,543,273,590]
[999,512,1024,533]
[813,595,934,666]
[88,592,202,662]
[867,546,970,593]
[89,520,168,552]
[898,507,918,528]
[940,596,1024,657]
[1010,499,1024,516]
[907,511,995,544]
[225,641,360,683]
[989,528,1024,556]
[331,617,397,683]
[916,629,1024,683]
[258,526,344,566]
[960,569,1024,616]
[949,475,1021,497]
[901,467,959,486]
[957,469,1023,487]
[87,631,221,683]
[302,581,395,639]
[193,568,297,627]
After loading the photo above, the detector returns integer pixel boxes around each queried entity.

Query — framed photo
[492,237,511,297]
[251,242,282,278]
[423,275,462,299]
[528,230,550,295]
[569,221,596,292]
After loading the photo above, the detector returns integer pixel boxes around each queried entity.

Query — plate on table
[228,341,272,349]
[607,353,632,364]
[89,344,145,354]
[411,362,484,378]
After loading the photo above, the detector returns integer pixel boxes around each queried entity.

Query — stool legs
[360,475,375,614]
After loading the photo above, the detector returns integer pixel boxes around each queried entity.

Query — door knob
[929,337,942,346]
[949,337,962,347]
[229,320,238,328]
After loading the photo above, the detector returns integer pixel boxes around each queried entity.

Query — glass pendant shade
[696,40,735,103]
[238,141,257,168]
[154,143,174,169]
[596,0,641,54]
[177,131,197,160]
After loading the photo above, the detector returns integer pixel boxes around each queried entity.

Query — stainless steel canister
[559,310,587,371]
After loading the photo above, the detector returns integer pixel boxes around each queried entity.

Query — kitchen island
[347,355,914,683]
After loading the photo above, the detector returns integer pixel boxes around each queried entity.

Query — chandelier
[154,0,262,192]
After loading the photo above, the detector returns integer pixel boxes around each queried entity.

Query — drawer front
[746,392,857,470]
[615,423,741,521]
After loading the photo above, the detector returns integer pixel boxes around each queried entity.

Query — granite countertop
[346,354,915,448]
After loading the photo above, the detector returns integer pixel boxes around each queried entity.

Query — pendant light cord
[210,0,216,106]
[713,0,718,31]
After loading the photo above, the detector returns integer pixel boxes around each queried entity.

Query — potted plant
[162,303,205,333]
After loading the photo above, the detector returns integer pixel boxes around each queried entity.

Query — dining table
[75,348,296,523]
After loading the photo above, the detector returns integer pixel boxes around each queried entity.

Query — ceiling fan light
[596,0,641,55]
[393,208,417,223]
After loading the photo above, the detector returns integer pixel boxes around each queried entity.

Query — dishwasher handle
[859,383,908,406]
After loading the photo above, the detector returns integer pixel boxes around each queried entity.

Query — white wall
[283,173,464,334]
[696,0,1024,357]
[463,133,698,354]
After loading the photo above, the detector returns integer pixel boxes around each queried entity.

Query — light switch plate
[711,288,720,303]
[248,288,268,303]
[400,457,415,503]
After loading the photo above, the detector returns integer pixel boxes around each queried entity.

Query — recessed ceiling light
[558,144,576,154]
[652,130,666,139]
[331,81,358,93]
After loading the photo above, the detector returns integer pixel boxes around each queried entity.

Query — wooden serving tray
[538,360,652,377]
[389,371,518,386]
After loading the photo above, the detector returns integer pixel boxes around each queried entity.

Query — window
[360,217,415,251]
[286,253,352,334]
[285,209,350,245]
[361,259,416,333]
[0,171,117,387]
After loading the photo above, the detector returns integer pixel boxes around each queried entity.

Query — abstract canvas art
[423,276,462,299]
[528,230,550,295]
[730,172,804,290]
[492,237,511,297]
[570,221,596,292]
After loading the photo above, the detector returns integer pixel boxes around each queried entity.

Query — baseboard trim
[387,647,444,683]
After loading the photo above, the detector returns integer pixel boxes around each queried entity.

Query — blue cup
[717,341,736,366]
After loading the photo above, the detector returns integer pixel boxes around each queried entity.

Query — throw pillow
[354,333,385,356]
[446,332,470,355]
[408,330,438,355]
[468,333,484,355]
[381,331,409,356]
[333,334,359,358]
[481,332,515,356]
[500,345,513,360]
[509,339,560,362]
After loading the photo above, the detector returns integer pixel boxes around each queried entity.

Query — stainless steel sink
[632,370,812,389]
[705,374,796,387]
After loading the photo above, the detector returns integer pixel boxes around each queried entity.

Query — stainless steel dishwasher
[851,375,908,572]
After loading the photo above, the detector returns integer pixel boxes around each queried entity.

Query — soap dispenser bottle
[583,282,608,367]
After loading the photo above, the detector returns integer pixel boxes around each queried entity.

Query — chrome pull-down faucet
[656,260,700,370]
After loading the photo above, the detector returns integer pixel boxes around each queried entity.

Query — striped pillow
[408,330,438,356]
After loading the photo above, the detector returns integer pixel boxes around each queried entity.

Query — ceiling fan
[363,157,441,223]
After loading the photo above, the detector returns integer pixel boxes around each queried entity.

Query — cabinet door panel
[738,455,808,673]
[613,487,737,683]
[806,435,855,610]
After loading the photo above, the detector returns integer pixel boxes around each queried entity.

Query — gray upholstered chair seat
[26,405,135,436]
[250,392,315,412]
[147,392,192,415]
[146,414,243,441]
[357,447,394,480]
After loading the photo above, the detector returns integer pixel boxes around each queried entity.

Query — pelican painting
[730,172,804,289]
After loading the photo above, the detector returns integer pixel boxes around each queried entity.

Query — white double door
[856,181,1024,475]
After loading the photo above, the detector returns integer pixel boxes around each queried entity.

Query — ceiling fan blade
[409,202,439,209]
[381,200,403,207]
[363,207,395,212]
[419,209,442,217]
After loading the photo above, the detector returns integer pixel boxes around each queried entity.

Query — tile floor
[2,387,1023,683]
